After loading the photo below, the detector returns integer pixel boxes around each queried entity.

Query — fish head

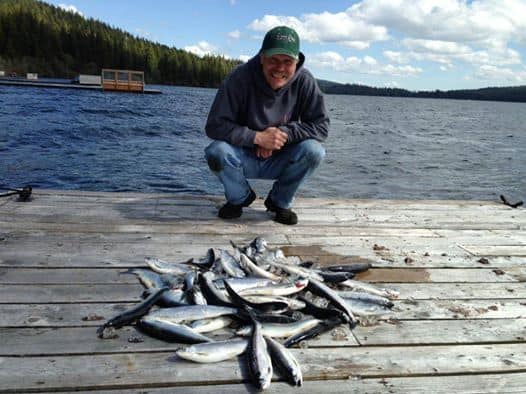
[257,368,272,390]
[291,371,303,387]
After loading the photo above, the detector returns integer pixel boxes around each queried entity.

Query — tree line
[317,80,526,103]
[0,0,240,86]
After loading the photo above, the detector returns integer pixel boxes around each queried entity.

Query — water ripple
[1,86,525,200]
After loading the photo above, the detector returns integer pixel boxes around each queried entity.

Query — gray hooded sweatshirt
[205,52,329,148]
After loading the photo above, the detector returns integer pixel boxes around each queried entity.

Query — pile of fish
[97,237,399,390]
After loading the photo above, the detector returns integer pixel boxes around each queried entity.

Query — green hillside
[0,0,240,86]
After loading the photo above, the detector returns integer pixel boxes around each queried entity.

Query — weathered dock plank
[43,373,526,394]
[0,344,524,392]
[4,231,525,256]
[353,318,526,345]
[3,249,523,268]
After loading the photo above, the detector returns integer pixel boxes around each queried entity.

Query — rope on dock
[0,185,32,201]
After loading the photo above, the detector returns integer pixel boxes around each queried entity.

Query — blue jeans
[205,139,325,209]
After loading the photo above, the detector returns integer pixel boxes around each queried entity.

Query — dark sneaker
[218,189,256,219]
[264,195,298,225]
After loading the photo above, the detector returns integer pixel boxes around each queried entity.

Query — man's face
[260,54,297,90]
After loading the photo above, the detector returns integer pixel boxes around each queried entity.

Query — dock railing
[101,69,144,92]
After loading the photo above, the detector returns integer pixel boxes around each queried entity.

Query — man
[205,26,329,225]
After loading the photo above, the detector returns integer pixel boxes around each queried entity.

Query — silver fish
[219,249,246,278]
[200,271,233,306]
[236,318,321,338]
[338,290,394,308]
[191,287,208,305]
[145,257,193,276]
[265,336,302,387]
[176,338,249,363]
[307,278,358,326]
[215,277,275,292]
[248,318,273,390]
[184,272,207,305]
[159,273,184,289]
[189,316,232,333]
[269,260,325,282]
[147,305,238,324]
[239,253,282,281]
[184,271,197,290]
[238,278,308,297]
[243,295,306,310]
[139,316,213,343]
[342,299,393,316]
[143,287,189,307]
[192,248,216,269]
[97,287,169,337]
[249,237,268,254]
[132,269,166,289]
[338,279,400,299]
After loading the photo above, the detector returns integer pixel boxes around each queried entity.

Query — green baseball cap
[261,26,300,60]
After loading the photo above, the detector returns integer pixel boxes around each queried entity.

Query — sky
[45,0,526,91]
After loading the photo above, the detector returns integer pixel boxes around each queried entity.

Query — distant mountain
[0,0,240,86]
[317,79,526,103]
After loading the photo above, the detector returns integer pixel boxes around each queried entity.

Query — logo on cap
[261,26,300,60]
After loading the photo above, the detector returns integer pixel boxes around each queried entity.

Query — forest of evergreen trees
[317,81,526,103]
[0,0,240,86]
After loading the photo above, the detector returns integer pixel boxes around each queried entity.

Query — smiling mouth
[271,72,287,80]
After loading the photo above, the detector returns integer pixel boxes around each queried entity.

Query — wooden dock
[1,189,525,393]
[0,78,162,94]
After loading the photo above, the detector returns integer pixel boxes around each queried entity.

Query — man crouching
[204,26,329,225]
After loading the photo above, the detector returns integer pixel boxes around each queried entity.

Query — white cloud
[340,41,371,50]
[248,15,304,35]
[363,55,377,66]
[309,51,422,77]
[440,64,454,71]
[351,0,526,70]
[348,0,526,44]
[456,47,522,66]
[239,55,251,62]
[383,50,410,64]
[475,65,526,83]
[228,30,241,39]
[395,38,523,68]
[403,39,471,55]
[184,41,218,57]
[58,3,83,16]
[248,12,388,49]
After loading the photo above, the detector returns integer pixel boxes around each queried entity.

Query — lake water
[1,84,524,201]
